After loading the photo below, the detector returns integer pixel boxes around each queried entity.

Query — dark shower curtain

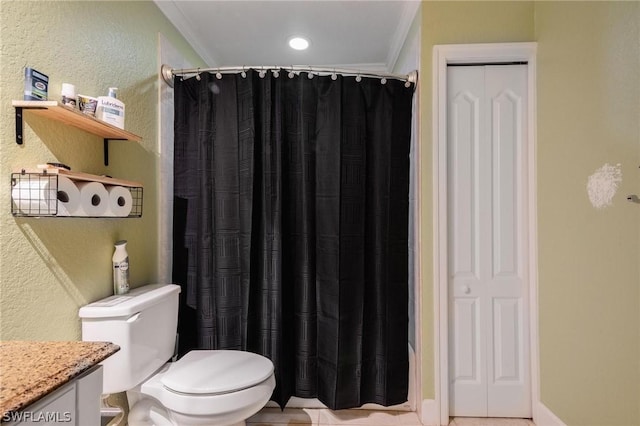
[172,69,413,410]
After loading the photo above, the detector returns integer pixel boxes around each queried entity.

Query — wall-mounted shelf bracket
[103,138,127,166]
[15,107,22,145]
[15,106,47,145]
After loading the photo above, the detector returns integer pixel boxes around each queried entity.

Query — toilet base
[169,410,247,426]
[128,397,248,426]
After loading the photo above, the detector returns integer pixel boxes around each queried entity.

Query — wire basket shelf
[11,172,143,218]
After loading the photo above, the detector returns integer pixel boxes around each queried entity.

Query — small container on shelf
[24,68,49,101]
[61,83,76,108]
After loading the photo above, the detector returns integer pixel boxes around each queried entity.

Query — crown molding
[386,1,420,72]
[154,0,218,67]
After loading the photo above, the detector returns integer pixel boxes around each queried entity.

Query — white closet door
[447,65,531,418]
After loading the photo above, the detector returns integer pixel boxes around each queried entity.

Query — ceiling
[154,1,420,72]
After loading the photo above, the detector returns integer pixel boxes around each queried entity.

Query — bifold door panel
[447,65,531,418]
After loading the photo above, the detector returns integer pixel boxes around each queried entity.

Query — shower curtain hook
[288,66,295,79]
[331,68,337,81]
[355,72,362,83]
[307,66,314,79]
[195,68,201,81]
[259,66,266,78]
[215,68,222,80]
[380,77,387,85]
[241,66,247,79]
[272,68,280,78]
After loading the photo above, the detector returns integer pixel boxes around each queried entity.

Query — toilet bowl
[79,284,275,426]
[134,351,275,426]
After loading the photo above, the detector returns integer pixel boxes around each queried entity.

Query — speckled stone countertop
[0,341,119,418]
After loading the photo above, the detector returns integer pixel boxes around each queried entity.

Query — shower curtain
[172,69,413,410]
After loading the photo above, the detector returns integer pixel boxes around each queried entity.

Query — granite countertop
[0,341,119,418]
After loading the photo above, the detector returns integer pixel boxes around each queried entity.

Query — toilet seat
[162,350,274,394]
[140,350,276,417]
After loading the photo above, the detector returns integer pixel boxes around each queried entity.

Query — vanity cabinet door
[75,366,102,426]
[4,366,103,426]
[5,384,75,425]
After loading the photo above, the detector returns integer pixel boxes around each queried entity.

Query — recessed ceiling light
[288,37,310,51]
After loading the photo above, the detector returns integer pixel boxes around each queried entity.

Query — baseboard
[535,402,566,426]
[421,399,439,426]
[420,400,564,426]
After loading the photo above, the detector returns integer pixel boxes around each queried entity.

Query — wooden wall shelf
[12,100,142,166]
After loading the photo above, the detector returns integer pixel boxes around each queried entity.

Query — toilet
[79,284,275,426]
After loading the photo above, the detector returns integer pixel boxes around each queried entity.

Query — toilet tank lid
[79,284,181,319]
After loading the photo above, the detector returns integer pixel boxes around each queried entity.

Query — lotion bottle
[113,240,130,295]
[96,87,125,129]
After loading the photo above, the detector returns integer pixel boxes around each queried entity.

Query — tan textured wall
[419,1,535,399]
[535,3,640,425]
[0,1,203,340]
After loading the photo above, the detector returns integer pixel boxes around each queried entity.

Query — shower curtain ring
[195,68,201,81]
[259,67,266,78]
[307,67,314,79]
[288,66,295,79]
[215,68,222,79]
[331,68,337,81]
[241,66,247,79]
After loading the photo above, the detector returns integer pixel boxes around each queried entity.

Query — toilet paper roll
[56,176,81,216]
[12,177,57,215]
[105,185,133,217]
[76,181,109,216]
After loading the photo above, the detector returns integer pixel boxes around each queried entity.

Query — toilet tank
[79,284,181,394]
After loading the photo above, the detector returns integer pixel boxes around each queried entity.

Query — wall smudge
[587,163,622,209]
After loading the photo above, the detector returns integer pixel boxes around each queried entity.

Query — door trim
[432,43,538,425]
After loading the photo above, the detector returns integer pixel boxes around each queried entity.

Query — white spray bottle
[112,240,130,295]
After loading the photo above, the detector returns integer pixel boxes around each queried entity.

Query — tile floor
[246,408,536,425]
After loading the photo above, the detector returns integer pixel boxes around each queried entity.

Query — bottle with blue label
[112,240,130,295]
[96,87,125,129]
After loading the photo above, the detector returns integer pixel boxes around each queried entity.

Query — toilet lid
[161,350,274,395]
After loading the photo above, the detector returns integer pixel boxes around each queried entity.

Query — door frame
[432,43,538,425]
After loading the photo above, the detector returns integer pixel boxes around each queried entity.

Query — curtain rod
[161,64,417,88]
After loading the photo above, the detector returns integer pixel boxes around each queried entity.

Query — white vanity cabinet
[3,366,103,426]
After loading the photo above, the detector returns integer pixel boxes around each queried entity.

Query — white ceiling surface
[155,0,420,72]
